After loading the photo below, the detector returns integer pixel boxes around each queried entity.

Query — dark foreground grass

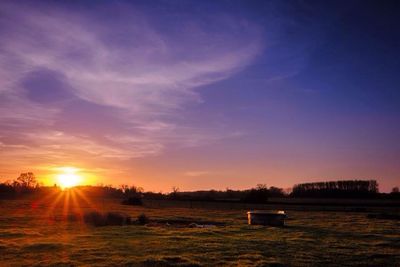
[0,196,399,266]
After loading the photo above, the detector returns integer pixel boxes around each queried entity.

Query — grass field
[0,192,399,266]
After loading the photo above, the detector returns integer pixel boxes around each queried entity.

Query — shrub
[105,212,125,226]
[125,216,132,225]
[83,211,105,227]
[137,213,149,225]
[67,213,81,222]
[121,196,143,206]
[83,211,133,226]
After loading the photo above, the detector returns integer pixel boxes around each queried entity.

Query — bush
[125,216,132,225]
[83,211,131,226]
[137,213,149,225]
[105,212,125,226]
[67,213,81,222]
[83,211,105,227]
[121,196,143,206]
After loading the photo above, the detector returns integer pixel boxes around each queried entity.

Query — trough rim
[247,210,286,215]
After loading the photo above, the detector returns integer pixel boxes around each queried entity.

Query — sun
[56,167,82,189]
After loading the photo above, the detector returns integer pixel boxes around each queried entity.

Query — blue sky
[0,0,399,191]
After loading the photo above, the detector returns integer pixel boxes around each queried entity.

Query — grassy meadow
[0,192,399,266]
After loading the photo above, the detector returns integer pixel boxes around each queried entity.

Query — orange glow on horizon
[55,167,83,189]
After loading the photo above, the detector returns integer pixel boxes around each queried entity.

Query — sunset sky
[0,0,399,192]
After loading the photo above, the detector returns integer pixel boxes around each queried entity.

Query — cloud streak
[0,1,263,175]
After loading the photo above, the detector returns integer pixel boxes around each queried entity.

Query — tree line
[0,172,43,197]
[291,180,379,198]
[1,173,399,201]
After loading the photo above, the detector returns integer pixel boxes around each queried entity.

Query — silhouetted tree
[120,184,129,193]
[120,184,144,205]
[291,180,379,198]
[17,172,37,188]
[169,186,180,200]
[268,186,286,197]
[241,184,269,203]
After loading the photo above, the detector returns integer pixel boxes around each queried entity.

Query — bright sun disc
[56,168,81,189]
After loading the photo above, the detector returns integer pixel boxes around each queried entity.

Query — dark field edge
[142,199,400,213]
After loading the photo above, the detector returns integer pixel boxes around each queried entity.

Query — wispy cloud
[184,171,210,177]
[0,1,263,176]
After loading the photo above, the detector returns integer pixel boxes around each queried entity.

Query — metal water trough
[247,210,286,226]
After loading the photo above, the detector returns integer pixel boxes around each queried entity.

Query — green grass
[0,196,399,266]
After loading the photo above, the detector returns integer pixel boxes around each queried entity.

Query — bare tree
[120,184,129,193]
[17,172,37,188]
[172,186,179,194]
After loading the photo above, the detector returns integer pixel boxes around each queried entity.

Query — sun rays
[39,186,101,223]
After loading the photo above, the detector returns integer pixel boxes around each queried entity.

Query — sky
[0,0,399,192]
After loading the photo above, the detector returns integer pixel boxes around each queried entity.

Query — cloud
[184,171,210,177]
[0,1,263,173]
